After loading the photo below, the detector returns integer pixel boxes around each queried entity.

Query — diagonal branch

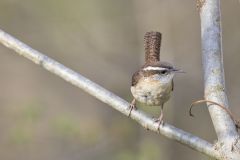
[0,29,221,159]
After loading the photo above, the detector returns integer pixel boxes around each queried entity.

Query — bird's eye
[160,70,168,74]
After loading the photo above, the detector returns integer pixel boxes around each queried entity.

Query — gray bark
[199,0,240,159]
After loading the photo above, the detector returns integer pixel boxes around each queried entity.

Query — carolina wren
[129,31,183,128]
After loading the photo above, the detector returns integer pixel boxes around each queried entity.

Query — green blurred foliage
[51,114,103,145]
[8,102,43,144]
[22,103,43,122]
[9,126,32,145]
[52,115,81,138]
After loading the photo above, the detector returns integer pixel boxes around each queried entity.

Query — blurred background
[0,0,240,160]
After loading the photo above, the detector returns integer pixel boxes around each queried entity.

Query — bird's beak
[172,68,185,73]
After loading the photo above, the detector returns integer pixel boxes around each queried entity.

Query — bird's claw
[128,99,137,117]
[154,116,164,131]
[128,103,137,117]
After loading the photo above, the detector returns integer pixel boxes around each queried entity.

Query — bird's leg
[154,105,164,130]
[128,98,137,117]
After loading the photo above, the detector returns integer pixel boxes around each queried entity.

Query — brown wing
[131,69,143,86]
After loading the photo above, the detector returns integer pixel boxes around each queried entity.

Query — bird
[129,31,183,129]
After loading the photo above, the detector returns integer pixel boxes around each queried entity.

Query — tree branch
[199,0,240,159]
[0,29,221,159]
[200,0,237,140]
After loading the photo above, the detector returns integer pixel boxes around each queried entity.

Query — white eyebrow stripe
[143,66,166,71]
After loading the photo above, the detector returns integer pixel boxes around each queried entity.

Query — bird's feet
[128,99,137,117]
[154,113,164,131]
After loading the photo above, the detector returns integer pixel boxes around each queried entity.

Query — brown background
[0,0,240,160]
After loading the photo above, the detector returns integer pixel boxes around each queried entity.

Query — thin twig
[0,29,221,159]
[189,99,240,129]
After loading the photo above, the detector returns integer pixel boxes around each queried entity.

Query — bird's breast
[131,77,173,106]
